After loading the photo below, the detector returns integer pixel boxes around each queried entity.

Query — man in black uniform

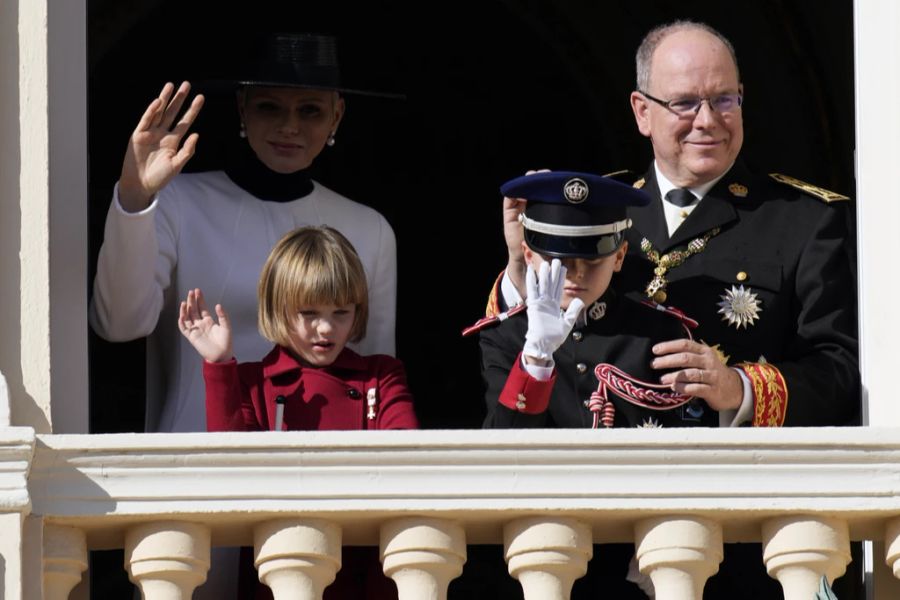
[489,20,859,599]
[620,20,858,430]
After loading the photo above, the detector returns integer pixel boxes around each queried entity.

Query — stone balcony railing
[4,427,900,600]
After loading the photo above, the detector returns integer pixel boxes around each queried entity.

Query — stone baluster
[885,518,900,579]
[503,517,592,600]
[380,517,466,600]
[762,516,850,600]
[254,518,341,600]
[124,521,210,600]
[43,524,87,600]
[634,516,723,600]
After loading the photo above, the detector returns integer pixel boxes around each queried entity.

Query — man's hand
[651,339,743,411]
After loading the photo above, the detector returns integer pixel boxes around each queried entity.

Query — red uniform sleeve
[202,359,259,432]
[373,357,419,430]
[498,354,556,415]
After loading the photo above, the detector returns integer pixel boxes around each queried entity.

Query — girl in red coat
[178,225,417,433]
[178,225,417,599]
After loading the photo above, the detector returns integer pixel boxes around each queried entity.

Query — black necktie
[665,188,696,207]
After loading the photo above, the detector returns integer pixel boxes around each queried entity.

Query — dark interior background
[88,0,856,433]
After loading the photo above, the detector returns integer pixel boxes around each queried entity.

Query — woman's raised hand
[178,288,233,363]
[118,81,205,212]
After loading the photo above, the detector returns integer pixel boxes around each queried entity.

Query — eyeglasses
[640,91,743,117]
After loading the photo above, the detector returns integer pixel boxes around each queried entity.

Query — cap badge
[729,183,748,197]
[717,285,762,329]
[563,178,589,204]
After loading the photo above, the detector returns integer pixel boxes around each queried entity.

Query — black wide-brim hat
[502,171,651,259]
[204,33,403,99]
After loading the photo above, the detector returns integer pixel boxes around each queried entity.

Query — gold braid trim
[738,362,788,427]
[485,270,504,317]
[769,173,850,203]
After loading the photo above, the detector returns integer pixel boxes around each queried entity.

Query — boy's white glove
[523,259,584,363]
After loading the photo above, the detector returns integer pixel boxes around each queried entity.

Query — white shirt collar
[653,162,733,237]
[654,161,731,204]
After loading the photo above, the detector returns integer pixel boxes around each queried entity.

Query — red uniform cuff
[738,362,788,427]
[498,353,556,415]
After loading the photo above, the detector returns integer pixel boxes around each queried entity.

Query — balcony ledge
[21,427,900,547]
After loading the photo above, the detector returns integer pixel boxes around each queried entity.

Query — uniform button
[516,393,527,410]
[736,271,748,282]
[572,331,583,342]
[576,363,587,374]
[679,209,689,219]
[347,388,361,399]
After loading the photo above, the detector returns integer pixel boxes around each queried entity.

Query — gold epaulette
[484,270,504,318]
[603,169,643,188]
[769,173,850,203]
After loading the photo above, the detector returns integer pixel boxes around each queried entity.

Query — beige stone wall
[0,0,88,434]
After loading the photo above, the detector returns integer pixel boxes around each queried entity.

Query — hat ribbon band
[518,214,632,236]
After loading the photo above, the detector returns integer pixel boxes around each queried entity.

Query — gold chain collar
[640,228,721,303]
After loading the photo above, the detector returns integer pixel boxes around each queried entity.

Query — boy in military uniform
[471,171,716,430]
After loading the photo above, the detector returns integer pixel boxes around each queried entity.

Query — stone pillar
[43,525,87,600]
[634,516,723,600]
[882,518,900,580]
[380,517,466,600]
[762,516,850,600]
[124,521,211,600]
[503,517,592,600]
[254,518,342,600]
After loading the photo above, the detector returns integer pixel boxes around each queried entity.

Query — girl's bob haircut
[258,226,368,346]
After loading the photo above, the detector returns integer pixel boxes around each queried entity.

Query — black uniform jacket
[480,291,717,429]
[618,161,859,426]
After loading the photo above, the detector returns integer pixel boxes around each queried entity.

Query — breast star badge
[717,285,762,329]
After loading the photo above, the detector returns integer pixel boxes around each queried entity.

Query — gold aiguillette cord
[641,227,721,303]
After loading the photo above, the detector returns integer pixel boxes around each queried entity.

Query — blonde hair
[258,226,368,346]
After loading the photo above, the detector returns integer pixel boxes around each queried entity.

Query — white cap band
[518,213,632,237]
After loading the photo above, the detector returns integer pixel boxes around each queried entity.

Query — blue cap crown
[501,171,650,258]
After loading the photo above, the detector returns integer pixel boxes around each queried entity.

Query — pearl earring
[239,123,247,139]
[326,132,336,147]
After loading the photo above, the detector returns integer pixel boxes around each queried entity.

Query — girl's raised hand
[178,288,233,363]
[118,81,205,212]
